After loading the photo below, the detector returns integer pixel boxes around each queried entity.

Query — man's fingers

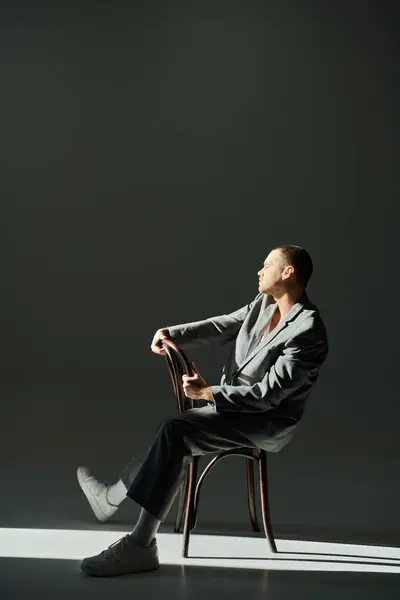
[182,375,198,382]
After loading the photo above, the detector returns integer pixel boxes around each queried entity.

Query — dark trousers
[119,405,257,521]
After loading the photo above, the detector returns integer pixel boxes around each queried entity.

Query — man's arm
[211,327,328,413]
[165,293,263,350]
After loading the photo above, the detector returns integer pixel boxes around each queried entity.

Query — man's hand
[151,328,169,355]
[182,362,213,401]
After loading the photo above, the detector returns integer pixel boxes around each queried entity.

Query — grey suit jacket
[166,292,328,451]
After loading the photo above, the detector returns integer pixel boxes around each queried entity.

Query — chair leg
[259,450,278,553]
[246,457,261,532]
[174,465,190,533]
[182,456,199,558]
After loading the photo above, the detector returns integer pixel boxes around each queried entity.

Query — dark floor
[1,558,400,600]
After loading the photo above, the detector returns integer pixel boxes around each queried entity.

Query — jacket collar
[235,292,309,374]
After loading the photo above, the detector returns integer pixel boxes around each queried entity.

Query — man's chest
[261,307,281,337]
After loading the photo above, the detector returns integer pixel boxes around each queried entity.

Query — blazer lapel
[235,292,308,375]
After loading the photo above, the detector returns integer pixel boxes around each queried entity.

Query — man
[77,244,328,577]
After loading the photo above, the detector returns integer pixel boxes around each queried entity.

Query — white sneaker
[76,466,119,523]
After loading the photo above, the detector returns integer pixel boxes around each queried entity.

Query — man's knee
[151,416,195,461]
[156,415,188,439]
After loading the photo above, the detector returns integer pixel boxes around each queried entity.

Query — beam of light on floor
[1,528,400,573]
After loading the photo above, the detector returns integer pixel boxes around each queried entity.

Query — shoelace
[101,535,132,559]
[84,470,106,496]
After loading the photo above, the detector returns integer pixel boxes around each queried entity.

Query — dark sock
[129,508,162,547]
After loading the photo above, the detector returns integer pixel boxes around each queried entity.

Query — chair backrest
[161,339,195,414]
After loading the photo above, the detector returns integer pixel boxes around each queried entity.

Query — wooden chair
[161,338,278,558]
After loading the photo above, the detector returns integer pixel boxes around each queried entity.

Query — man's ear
[283,266,294,279]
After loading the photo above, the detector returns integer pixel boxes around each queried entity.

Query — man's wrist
[203,386,214,402]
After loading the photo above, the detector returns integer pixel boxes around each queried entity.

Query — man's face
[257,249,291,295]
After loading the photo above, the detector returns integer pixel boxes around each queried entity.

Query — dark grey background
[1,0,399,546]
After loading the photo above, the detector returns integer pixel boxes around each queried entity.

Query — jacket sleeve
[211,327,328,413]
[165,293,263,350]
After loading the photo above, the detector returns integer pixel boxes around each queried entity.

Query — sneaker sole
[76,467,112,523]
[80,561,160,577]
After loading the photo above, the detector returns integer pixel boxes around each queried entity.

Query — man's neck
[271,288,305,320]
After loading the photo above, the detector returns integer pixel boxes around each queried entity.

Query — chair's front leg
[246,457,261,532]
[174,465,190,533]
[259,450,278,553]
[182,456,199,558]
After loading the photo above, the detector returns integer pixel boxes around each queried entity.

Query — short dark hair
[272,245,313,288]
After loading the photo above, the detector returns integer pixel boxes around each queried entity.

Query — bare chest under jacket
[261,307,281,337]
